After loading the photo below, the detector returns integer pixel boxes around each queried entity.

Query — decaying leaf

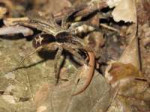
[105,23,140,86]
[105,36,150,112]
[105,62,142,87]
[119,37,140,69]
[33,71,112,112]
[104,6,150,110]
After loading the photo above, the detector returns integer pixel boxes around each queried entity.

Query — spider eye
[32,34,55,48]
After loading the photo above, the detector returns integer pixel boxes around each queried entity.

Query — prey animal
[5,11,96,95]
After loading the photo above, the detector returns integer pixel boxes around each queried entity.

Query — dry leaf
[0,26,33,36]
[0,7,7,19]
[106,0,122,8]
[105,22,140,87]
[41,71,112,112]
[111,0,137,23]
[119,37,140,69]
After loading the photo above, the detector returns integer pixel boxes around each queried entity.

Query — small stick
[100,24,120,33]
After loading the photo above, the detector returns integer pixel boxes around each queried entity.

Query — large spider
[4,11,96,95]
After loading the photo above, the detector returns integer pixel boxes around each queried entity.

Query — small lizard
[72,51,95,96]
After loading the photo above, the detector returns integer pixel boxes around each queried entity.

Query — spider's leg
[19,46,43,65]
[61,17,66,29]
[54,46,63,84]
[63,44,87,65]
[70,49,87,65]
[4,46,43,74]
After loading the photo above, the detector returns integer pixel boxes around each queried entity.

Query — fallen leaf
[111,0,137,23]
[0,26,33,36]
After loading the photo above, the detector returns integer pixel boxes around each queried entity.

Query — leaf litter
[0,0,150,112]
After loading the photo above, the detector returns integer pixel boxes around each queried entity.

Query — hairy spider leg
[45,42,88,84]
[18,46,43,67]
[54,46,63,84]
[3,46,44,75]
[62,43,88,65]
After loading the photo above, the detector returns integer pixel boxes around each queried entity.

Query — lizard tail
[72,52,95,96]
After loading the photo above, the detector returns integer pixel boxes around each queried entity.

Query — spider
[4,11,96,95]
